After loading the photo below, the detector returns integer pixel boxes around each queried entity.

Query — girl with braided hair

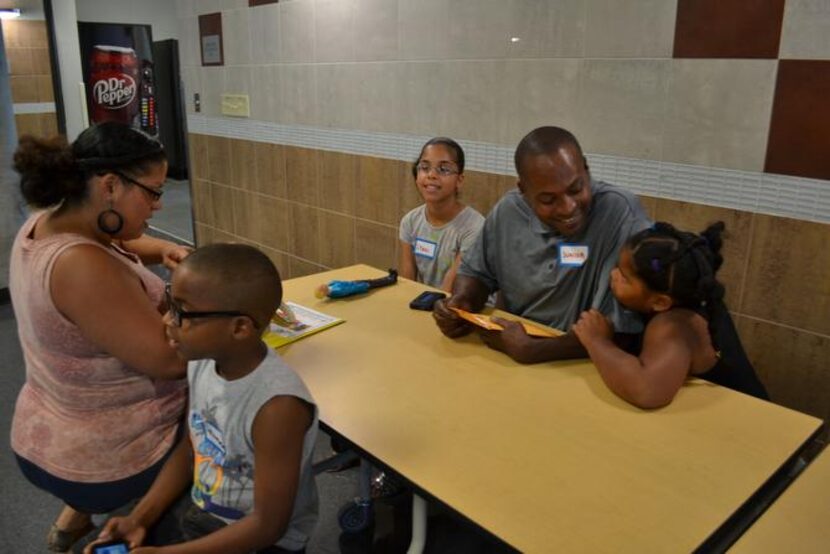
[572,221,767,409]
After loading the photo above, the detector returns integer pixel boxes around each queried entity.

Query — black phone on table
[409,291,447,311]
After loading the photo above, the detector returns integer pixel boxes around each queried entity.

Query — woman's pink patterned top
[9,212,186,483]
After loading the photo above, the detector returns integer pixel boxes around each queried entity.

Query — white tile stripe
[13,102,56,114]
[188,115,830,225]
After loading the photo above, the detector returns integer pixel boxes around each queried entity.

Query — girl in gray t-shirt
[399,137,484,291]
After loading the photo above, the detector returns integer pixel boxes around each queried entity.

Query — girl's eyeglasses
[416,163,459,177]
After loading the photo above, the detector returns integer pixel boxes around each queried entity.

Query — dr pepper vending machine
[78,22,158,137]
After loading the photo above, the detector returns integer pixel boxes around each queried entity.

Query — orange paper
[450,308,563,338]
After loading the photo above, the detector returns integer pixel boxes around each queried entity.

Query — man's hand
[432,297,474,338]
[83,516,147,554]
[479,317,542,364]
[572,309,614,348]
[161,244,193,271]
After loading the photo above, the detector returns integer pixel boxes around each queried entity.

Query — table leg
[406,494,427,554]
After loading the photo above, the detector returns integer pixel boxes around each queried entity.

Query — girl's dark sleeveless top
[695,300,768,400]
[633,300,769,400]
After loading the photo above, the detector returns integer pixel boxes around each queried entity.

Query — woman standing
[10,122,188,552]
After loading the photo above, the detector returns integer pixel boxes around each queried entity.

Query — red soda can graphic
[89,45,139,125]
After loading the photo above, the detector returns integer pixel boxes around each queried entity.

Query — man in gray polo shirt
[433,126,650,363]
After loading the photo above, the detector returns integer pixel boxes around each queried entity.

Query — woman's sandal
[46,521,95,552]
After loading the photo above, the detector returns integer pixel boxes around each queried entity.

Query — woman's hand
[572,309,614,347]
[161,244,193,271]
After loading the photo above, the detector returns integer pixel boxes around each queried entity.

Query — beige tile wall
[176,0,812,173]
[190,133,830,423]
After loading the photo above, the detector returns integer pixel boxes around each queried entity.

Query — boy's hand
[572,309,614,347]
[480,317,539,364]
[432,297,473,338]
[83,516,147,554]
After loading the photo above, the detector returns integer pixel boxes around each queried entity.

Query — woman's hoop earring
[97,208,124,235]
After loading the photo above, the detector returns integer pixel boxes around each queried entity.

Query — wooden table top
[731,446,830,553]
[278,265,823,553]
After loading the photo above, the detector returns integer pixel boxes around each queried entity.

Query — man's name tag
[414,238,437,259]
[559,244,589,267]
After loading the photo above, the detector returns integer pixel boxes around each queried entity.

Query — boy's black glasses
[115,171,164,202]
[164,283,259,328]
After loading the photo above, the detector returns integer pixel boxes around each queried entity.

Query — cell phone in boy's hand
[91,540,130,554]
[409,290,447,311]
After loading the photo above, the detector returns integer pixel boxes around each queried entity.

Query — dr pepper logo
[92,73,137,109]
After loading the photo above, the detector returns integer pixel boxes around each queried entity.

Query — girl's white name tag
[559,244,589,267]
[414,238,437,259]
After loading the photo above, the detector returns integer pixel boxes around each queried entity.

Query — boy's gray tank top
[188,349,318,551]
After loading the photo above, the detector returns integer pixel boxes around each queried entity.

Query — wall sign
[198,13,223,67]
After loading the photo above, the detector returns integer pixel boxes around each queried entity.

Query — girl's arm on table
[573,309,691,409]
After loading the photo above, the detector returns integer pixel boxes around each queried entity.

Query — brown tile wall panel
[259,196,292,252]
[318,150,357,215]
[764,60,830,180]
[2,20,48,48]
[210,183,236,233]
[14,114,38,137]
[259,246,290,280]
[188,134,209,181]
[289,256,326,279]
[289,203,321,262]
[194,223,214,246]
[736,316,830,420]
[32,48,50,74]
[233,192,291,252]
[741,214,830,335]
[355,220,397,270]
[638,195,658,220]
[232,189,255,240]
[673,0,786,59]
[206,135,231,184]
[355,156,402,225]
[319,211,356,268]
[190,179,214,226]
[211,229,239,244]
[13,113,57,139]
[285,146,319,206]
[35,74,53,102]
[40,113,57,136]
[230,139,256,191]
[653,199,753,310]
[463,170,507,220]
[10,75,39,103]
[254,142,286,198]
[398,167,422,220]
[7,48,33,75]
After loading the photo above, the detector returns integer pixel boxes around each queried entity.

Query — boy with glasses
[88,243,318,554]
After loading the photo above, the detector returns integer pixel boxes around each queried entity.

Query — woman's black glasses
[115,171,164,202]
